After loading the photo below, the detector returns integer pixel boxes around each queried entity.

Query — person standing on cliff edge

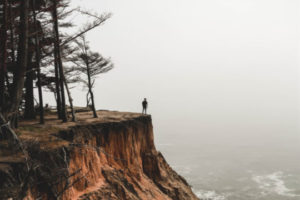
[142,98,148,114]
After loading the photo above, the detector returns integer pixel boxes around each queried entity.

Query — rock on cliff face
[0,111,199,200]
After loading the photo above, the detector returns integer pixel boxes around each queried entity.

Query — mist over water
[44,0,300,199]
[156,127,300,199]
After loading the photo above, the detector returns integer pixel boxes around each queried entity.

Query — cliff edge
[0,111,199,200]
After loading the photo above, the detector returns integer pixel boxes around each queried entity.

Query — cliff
[0,111,199,200]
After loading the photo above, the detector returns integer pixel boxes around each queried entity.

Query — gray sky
[45,0,300,145]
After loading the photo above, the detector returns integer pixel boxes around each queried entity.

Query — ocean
[156,132,300,200]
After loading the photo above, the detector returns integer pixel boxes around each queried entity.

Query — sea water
[156,133,300,200]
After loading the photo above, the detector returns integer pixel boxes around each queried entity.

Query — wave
[193,189,226,200]
[252,171,299,197]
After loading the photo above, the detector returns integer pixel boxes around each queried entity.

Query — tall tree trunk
[8,0,15,63]
[0,0,8,110]
[24,52,35,119]
[86,61,98,118]
[32,0,44,124]
[8,0,29,123]
[54,50,62,119]
[7,0,15,90]
[90,89,97,118]
[63,75,76,122]
[86,92,90,107]
[52,0,67,122]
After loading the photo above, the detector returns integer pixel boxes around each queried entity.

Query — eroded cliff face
[0,111,198,200]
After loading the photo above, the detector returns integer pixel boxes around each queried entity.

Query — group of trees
[0,1,113,198]
[0,0,113,127]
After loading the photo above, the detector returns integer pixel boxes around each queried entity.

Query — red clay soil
[0,111,199,200]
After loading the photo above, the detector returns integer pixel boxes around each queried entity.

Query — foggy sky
[44,0,300,146]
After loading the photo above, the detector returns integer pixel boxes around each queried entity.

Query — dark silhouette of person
[142,98,148,114]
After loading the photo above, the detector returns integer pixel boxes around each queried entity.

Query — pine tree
[70,35,113,118]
